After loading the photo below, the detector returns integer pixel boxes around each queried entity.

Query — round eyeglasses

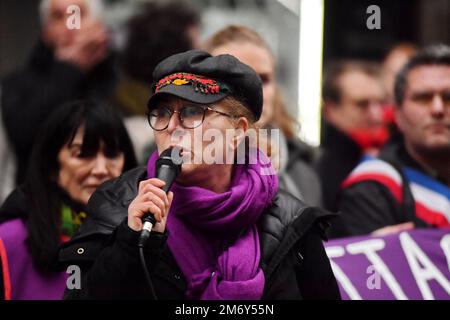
[147,104,235,131]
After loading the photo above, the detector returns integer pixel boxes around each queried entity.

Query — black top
[0,184,85,224]
[59,166,341,300]
[314,123,362,211]
[1,41,117,184]
[330,137,431,238]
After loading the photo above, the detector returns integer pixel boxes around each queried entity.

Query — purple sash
[0,219,67,300]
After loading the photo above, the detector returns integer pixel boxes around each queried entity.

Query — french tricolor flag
[404,168,450,227]
[342,157,450,227]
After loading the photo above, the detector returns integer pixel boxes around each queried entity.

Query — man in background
[315,61,387,212]
[336,44,450,237]
[1,0,115,184]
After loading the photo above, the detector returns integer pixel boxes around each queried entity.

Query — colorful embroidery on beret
[155,73,224,94]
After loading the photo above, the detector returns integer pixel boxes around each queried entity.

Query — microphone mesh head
[156,147,182,174]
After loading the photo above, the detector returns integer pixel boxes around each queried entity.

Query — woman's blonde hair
[204,25,299,139]
[219,96,276,159]
[220,96,256,126]
[203,25,271,55]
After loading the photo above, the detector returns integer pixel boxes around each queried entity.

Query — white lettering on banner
[346,239,408,300]
[326,246,362,300]
[440,235,450,273]
[400,232,450,299]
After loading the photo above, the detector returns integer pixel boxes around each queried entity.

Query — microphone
[138,147,182,247]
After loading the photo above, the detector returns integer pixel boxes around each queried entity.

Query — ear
[323,101,337,121]
[229,117,249,150]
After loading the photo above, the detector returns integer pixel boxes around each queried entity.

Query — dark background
[323,0,449,61]
[1,0,449,82]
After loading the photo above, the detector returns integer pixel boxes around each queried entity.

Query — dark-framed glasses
[147,104,235,131]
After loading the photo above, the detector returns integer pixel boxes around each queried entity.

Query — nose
[91,153,109,177]
[166,111,183,134]
[430,94,445,118]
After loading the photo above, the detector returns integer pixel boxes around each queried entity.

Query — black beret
[147,49,263,120]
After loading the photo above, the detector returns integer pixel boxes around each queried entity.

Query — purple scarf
[147,149,278,300]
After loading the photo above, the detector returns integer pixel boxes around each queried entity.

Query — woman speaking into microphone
[61,50,340,300]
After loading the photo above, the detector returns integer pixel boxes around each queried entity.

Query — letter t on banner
[347,239,408,300]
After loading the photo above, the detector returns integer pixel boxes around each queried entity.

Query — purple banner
[325,229,450,300]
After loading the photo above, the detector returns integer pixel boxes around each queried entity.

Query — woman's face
[153,96,248,184]
[57,127,125,205]
[211,42,276,127]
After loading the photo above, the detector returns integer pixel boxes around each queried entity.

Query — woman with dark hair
[0,100,137,300]
[61,50,340,300]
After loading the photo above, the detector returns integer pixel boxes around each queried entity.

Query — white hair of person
[39,0,105,25]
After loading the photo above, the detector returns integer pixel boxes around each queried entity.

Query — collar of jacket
[61,166,335,279]
[322,122,362,156]
[379,136,439,178]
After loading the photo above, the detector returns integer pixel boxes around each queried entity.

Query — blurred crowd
[0,0,449,300]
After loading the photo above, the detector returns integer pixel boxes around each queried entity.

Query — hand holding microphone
[128,148,181,299]
[127,178,173,234]
[127,147,182,246]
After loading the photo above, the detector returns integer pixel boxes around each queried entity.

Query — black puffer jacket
[59,167,340,300]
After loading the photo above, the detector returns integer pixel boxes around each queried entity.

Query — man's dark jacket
[59,167,341,300]
[315,123,362,211]
[1,41,116,184]
[332,138,431,238]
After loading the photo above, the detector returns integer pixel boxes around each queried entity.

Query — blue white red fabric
[342,156,450,227]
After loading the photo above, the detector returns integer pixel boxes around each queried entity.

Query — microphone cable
[138,215,158,300]
[136,147,182,300]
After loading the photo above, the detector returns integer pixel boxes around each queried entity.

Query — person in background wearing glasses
[203,25,323,207]
[334,44,450,238]
[317,61,387,216]
[60,50,340,300]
